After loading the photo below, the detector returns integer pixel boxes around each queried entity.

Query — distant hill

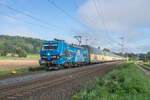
[0,35,45,55]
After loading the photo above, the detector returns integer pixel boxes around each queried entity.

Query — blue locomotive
[39,39,125,70]
[39,39,89,69]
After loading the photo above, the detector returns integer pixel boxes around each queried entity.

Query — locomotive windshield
[42,43,58,51]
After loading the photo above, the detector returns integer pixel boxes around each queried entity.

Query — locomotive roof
[43,40,86,49]
[43,40,124,58]
[82,45,123,58]
[68,44,85,49]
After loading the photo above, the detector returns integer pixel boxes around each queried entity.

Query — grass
[0,67,45,76]
[74,62,150,100]
[142,66,150,71]
[0,54,40,60]
[136,61,150,68]
[134,61,150,70]
[144,63,150,67]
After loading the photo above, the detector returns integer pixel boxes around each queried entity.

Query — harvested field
[0,60,39,71]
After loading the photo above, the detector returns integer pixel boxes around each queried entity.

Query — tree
[0,35,45,55]
[147,51,150,60]
[16,48,27,57]
[127,53,139,61]
[103,48,110,52]
[0,50,6,56]
[117,52,124,57]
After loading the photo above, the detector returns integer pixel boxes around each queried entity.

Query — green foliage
[117,52,124,57]
[28,67,45,71]
[144,63,150,67]
[119,52,150,61]
[0,66,45,76]
[76,62,150,100]
[0,50,7,56]
[0,35,45,56]
[147,52,150,59]
[16,48,27,57]
[103,48,110,52]
[0,54,40,60]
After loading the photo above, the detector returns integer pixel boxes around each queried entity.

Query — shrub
[16,48,27,57]
[76,62,150,100]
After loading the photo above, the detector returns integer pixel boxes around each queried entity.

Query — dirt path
[0,60,39,71]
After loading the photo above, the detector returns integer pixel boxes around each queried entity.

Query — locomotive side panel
[40,40,125,70]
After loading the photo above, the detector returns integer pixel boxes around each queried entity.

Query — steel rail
[0,62,121,99]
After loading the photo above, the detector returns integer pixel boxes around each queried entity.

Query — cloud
[2,26,36,37]
[78,0,150,32]
[135,45,150,53]
[0,11,42,38]
[77,0,150,52]
[3,15,17,23]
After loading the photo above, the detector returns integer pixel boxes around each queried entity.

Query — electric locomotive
[39,39,125,70]
[39,39,89,69]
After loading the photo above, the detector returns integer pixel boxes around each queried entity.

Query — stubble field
[0,54,40,71]
[0,60,39,71]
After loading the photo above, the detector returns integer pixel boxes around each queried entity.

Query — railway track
[0,61,122,100]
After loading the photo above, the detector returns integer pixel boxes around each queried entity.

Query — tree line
[0,35,149,60]
[116,52,150,61]
[0,35,45,57]
[103,48,150,61]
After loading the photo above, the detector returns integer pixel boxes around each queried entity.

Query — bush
[16,48,27,57]
[0,50,7,56]
[76,62,150,100]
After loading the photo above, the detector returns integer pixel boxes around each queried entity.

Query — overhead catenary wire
[70,0,107,47]
[48,0,88,28]
[93,0,120,45]
[48,0,106,46]
[1,1,123,49]
[93,0,113,42]
[72,0,79,9]
[0,3,66,33]
[0,13,59,33]
[48,0,100,46]
[0,13,63,39]
[72,0,99,28]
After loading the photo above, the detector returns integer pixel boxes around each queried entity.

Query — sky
[0,0,150,53]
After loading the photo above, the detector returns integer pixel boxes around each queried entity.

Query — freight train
[39,39,125,70]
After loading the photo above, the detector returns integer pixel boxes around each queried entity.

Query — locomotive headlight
[47,53,50,55]
[57,56,60,59]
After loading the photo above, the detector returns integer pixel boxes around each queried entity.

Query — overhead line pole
[119,37,125,54]
[74,36,82,45]
[49,0,119,47]
[49,0,103,46]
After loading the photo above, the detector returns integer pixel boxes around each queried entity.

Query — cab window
[42,43,58,51]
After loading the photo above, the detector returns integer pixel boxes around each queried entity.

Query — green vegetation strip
[144,64,150,67]
[0,54,40,60]
[0,67,45,76]
[141,65,150,71]
[74,62,150,100]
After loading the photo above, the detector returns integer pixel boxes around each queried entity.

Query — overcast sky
[0,0,149,53]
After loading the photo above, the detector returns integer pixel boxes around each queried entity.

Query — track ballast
[0,61,122,100]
